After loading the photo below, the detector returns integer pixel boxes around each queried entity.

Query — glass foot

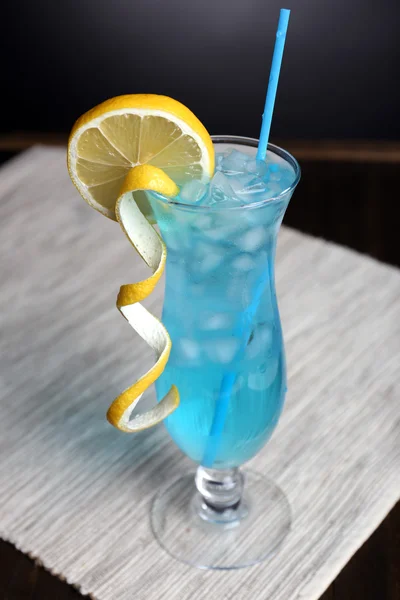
[151,469,291,570]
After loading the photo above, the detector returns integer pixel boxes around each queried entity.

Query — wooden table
[0,142,399,600]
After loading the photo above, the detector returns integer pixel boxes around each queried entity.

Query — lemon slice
[67,94,214,221]
[67,95,215,432]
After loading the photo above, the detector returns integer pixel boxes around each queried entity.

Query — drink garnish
[67,94,214,431]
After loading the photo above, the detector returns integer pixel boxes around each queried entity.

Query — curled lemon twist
[67,95,214,431]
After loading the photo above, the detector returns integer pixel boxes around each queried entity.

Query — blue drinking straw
[202,9,291,468]
[257,8,291,161]
[202,271,270,467]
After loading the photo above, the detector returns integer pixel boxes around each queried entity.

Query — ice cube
[269,163,280,173]
[195,213,213,230]
[202,219,244,243]
[237,226,267,252]
[235,181,268,197]
[198,253,224,275]
[232,254,256,271]
[246,159,268,179]
[201,226,227,242]
[201,313,233,331]
[229,168,270,197]
[219,149,248,175]
[229,173,260,196]
[216,154,224,170]
[188,241,224,283]
[208,171,236,204]
[179,179,207,203]
[174,338,201,364]
[233,172,256,188]
[206,337,240,364]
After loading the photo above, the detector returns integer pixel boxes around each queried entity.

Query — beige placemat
[0,146,399,600]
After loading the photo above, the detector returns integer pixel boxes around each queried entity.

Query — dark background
[1,2,399,599]
[3,0,400,140]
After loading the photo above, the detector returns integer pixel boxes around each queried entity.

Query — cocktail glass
[149,136,300,569]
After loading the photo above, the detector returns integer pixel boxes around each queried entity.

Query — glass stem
[195,466,244,516]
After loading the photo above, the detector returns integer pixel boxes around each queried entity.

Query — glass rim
[153,135,301,213]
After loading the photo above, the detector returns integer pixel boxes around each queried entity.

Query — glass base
[151,469,291,570]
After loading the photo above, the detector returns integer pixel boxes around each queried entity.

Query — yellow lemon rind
[106,165,180,432]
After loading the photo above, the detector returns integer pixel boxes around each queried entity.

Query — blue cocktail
[151,137,296,467]
[150,137,300,568]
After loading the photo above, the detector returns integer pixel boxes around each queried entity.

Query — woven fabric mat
[0,147,399,600]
